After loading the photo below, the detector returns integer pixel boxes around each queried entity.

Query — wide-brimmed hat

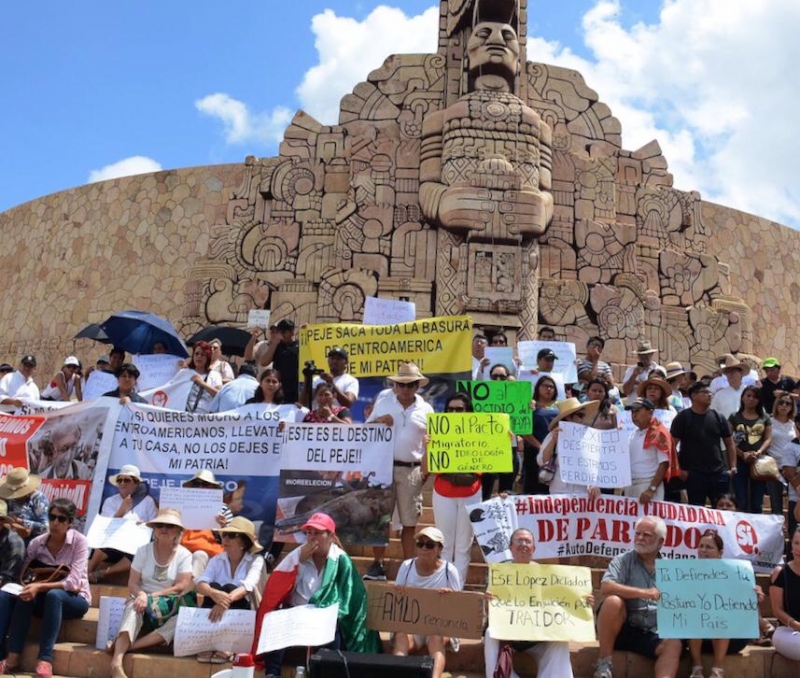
[301,512,336,534]
[0,467,41,500]
[664,362,687,380]
[146,508,185,530]
[637,377,672,401]
[548,398,600,431]
[0,499,7,518]
[219,516,263,553]
[387,362,429,387]
[416,526,445,545]
[109,464,142,486]
[721,356,747,375]
[634,340,658,355]
[182,469,222,488]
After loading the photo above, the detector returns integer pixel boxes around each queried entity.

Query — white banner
[256,604,339,654]
[468,495,784,572]
[174,607,256,657]
[83,371,118,401]
[557,422,631,487]
[518,341,578,383]
[85,515,153,555]
[133,354,183,392]
[159,486,224,529]
[363,297,415,325]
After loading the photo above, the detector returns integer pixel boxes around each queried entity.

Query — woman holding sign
[185,341,223,414]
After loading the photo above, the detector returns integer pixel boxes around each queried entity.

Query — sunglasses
[185,480,217,488]
[445,406,466,412]
[779,400,792,406]
[151,523,177,530]
[395,382,419,389]
[415,540,438,549]
[48,513,69,524]
[490,374,508,380]
[116,477,135,484]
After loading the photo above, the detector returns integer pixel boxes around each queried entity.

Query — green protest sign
[426,413,512,473]
[455,380,532,434]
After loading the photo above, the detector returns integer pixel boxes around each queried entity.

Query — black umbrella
[187,325,252,357]
[74,323,111,343]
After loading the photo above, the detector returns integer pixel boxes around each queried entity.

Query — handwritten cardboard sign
[365,582,485,639]
[656,558,760,639]
[487,563,595,642]
[483,347,515,374]
[427,413,512,473]
[85,515,153,555]
[83,371,118,401]
[557,422,631,487]
[454,380,532,435]
[132,354,183,392]
[95,596,127,649]
[363,297,416,325]
[247,309,272,329]
[518,341,578,383]
[256,604,339,654]
[174,607,256,656]
[158,486,224,530]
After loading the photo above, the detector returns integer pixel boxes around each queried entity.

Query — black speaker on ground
[308,649,434,678]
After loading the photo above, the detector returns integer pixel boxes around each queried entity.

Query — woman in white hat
[109,508,194,678]
[194,517,265,663]
[536,398,602,496]
[0,468,49,543]
[87,465,158,583]
[40,356,82,402]
[392,526,461,678]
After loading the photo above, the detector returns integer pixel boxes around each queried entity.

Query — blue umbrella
[74,323,111,343]
[99,310,189,358]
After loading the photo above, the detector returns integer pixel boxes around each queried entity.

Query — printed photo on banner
[274,423,394,546]
[427,413,512,473]
[454,380,532,434]
[488,563,595,642]
[467,494,784,572]
[518,340,578,383]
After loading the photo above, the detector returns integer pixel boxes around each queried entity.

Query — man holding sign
[484,528,578,677]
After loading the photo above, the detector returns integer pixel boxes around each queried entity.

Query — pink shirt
[26,529,91,603]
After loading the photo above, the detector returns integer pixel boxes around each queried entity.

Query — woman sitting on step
[770,527,800,662]
[108,508,195,678]
[0,498,91,678]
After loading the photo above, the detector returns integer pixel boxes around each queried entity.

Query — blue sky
[2,1,797,229]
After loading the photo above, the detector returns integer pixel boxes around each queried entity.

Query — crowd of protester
[0,320,799,678]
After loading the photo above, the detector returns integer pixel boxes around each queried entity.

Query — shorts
[614,621,663,659]
[393,465,423,527]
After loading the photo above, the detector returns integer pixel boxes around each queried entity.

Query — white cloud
[195,93,292,146]
[297,5,440,124]
[88,156,163,183]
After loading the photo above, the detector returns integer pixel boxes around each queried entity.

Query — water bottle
[294,666,306,678]
[231,653,255,678]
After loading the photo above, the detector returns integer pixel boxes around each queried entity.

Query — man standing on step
[363,362,433,580]
[484,527,575,677]
[593,516,682,678]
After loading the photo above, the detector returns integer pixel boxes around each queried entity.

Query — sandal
[197,651,215,664]
[209,651,233,664]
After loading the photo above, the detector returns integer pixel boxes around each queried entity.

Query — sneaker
[709,669,725,678]
[363,561,387,581]
[593,656,613,678]
[35,660,53,678]
[690,666,705,678]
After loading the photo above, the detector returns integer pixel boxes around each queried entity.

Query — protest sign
[518,341,578,383]
[365,583,485,639]
[483,347,515,374]
[247,309,272,329]
[95,596,126,649]
[654,408,677,430]
[656,558,759,639]
[83,371,118,401]
[454,380,532,435]
[256,604,339,654]
[133,354,183,392]
[299,316,472,378]
[275,423,394,545]
[0,413,45,474]
[139,368,196,410]
[158,487,224,529]
[468,494,784,572]
[174,608,256,656]
[488,563,595,642]
[85,516,153,555]
[427,413,512,473]
[517,370,566,400]
[557,422,631,487]
[363,297,416,325]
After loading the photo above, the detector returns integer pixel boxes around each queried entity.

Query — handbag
[20,559,70,585]
[749,455,781,482]
[538,455,557,485]
[142,591,198,632]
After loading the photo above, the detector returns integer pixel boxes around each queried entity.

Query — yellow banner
[487,563,595,642]
[299,316,472,378]
[427,413,512,473]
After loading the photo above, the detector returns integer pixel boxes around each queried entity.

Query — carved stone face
[467,22,520,78]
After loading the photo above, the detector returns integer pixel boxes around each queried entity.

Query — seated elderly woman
[0,467,49,543]
[392,526,461,678]
[194,517,265,664]
[109,508,195,678]
[88,464,158,583]
[252,512,379,678]
[0,498,91,678]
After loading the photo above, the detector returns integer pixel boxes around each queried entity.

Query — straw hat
[664,362,687,380]
[182,469,222,488]
[634,340,658,355]
[548,398,601,431]
[0,467,41,500]
[0,499,7,519]
[637,377,672,401]
[721,356,747,375]
[218,516,263,553]
[146,507,185,530]
[387,362,429,387]
[109,464,143,486]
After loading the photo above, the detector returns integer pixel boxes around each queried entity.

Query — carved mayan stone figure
[175,0,753,376]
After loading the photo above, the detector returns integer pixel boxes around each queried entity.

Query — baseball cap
[276,319,295,332]
[97,355,110,365]
[64,356,80,367]
[328,347,348,359]
[0,364,13,374]
[301,512,336,533]
[537,348,557,361]
[625,397,656,411]
[20,355,36,367]
[416,526,445,544]
[762,357,780,369]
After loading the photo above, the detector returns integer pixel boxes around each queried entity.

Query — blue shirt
[207,375,259,413]
[7,489,49,542]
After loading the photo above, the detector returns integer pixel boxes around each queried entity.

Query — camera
[303,360,324,379]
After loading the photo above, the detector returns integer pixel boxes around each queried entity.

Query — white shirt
[710,385,745,420]
[196,551,264,592]
[396,558,461,591]
[0,371,40,412]
[782,441,800,502]
[710,370,759,394]
[629,427,664,480]
[100,493,158,522]
[312,372,359,399]
[367,393,433,462]
[291,558,327,607]
[131,543,193,594]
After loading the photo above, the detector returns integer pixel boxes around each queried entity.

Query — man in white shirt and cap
[0,355,39,412]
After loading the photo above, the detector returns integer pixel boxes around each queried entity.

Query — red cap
[301,512,336,534]
[234,654,254,667]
